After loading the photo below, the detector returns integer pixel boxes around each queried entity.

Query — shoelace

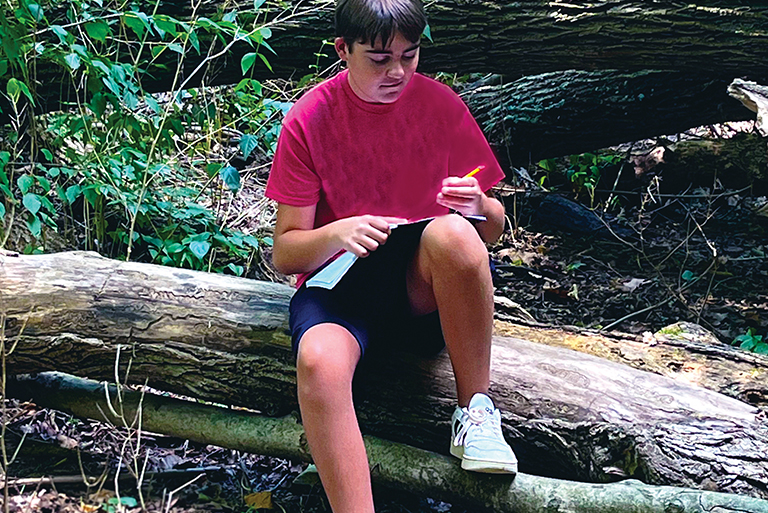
[453,406,495,447]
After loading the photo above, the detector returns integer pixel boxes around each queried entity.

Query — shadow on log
[2,251,768,498]
[9,372,768,513]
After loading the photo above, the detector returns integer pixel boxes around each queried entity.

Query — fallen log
[2,250,768,498]
[462,71,753,166]
[9,372,768,513]
[24,0,768,111]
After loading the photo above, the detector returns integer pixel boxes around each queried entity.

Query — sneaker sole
[450,443,463,459]
[461,457,518,474]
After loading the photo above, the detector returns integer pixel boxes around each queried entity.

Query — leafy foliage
[537,152,623,207]
[732,328,768,355]
[0,0,291,276]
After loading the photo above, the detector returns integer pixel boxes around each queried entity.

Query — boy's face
[335,31,420,104]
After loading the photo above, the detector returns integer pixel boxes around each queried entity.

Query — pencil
[463,165,485,179]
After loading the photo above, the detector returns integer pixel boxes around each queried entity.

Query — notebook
[305,215,486,290]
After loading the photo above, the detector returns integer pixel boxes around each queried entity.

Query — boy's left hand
[436,176,484,216]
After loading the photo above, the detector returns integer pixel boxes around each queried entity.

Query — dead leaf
[632,146,665,176]
[620,278,649,292]
[57,433,78,450]
[244,491,273,510]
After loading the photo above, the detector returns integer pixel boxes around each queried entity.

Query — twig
[600,297,674,332]
[164,473,205,513]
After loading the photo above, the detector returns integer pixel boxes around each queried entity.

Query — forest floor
[4,124,768,512]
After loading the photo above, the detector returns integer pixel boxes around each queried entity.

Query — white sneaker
[450,393,518,474]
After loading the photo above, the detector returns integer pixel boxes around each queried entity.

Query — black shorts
[289,219,446,360]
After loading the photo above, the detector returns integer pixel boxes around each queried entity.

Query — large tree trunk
[24,1,768,110]
[11,3,761,164]
[462,71,754,166]
[9,372,768,513]
[2,250,768,499]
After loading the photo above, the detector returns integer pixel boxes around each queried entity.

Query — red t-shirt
[266,70,504,283]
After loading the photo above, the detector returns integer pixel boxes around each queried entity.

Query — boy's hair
[335,0,427,51]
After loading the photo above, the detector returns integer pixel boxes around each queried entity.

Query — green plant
[732,328,768,354]
[0,0,285,275]
[537,152,622,206]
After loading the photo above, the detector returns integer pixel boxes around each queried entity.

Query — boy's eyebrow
[366,43,420,55]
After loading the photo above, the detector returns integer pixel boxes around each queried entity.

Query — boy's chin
[374,87,405,103]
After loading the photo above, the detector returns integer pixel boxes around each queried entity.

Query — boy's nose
[387,61,405,79]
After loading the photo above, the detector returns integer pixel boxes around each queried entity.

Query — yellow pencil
[463,165,485,179]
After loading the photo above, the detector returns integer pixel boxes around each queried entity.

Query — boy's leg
[406,214,493,407]
[296,323,375,513]
[406,214,517,474]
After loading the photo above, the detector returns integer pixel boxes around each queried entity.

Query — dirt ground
[4,126,768,512]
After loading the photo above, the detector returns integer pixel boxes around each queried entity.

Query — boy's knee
[296,325,360,390]
[422,215,488,267]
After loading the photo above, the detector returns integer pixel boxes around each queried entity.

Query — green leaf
[740,339,758,351]
[0,202,5,218]
[226,263,244,276]
[241,52,257,75]
[37,176,51,193]
[23,193,41,214]
[681,270,695,282]
[123,12,147,38]
[220,166,240,192]
[187,30,200,53]
[258,53,273,72]
[254,0,266,9]
[0,60,7,77]
[422,23,432,43]
[6,78,21,104]
[27,3,43,22]
[17,175,34,194]
[260,27,272,39]
[223,10,237,23]
[85,20,110,42]
[65,53,81,70]
[154,15,178,37]
[27,215,42,238]
[51,25,69,44]
[120,497,138,507]
[205,162,223,178]
[189,240,211,259]
[168,43,184,54]
[239,134,258,160]
[754,343,768,355]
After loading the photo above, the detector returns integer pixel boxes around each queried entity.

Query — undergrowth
[0,0,302,277]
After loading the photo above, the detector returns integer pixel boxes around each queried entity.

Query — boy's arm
[272,203,406,275]
[437,177,505,243]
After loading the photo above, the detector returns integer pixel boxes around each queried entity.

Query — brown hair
[335,0,427,51]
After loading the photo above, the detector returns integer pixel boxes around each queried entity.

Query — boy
[265,0,518,510]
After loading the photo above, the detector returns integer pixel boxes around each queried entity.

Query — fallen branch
[9,372,768,513]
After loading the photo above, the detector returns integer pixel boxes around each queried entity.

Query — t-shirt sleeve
[448,100,505,193]
[265,116,321,206]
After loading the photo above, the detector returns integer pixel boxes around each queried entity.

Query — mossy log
[2,250,768,499]
[8,372,768,513]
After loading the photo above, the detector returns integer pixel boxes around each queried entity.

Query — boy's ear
[334,37,350,61]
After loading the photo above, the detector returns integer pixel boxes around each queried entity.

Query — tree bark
[461,71,754,166]
[77,0,768,89]
[9,371,768,513]
[2,250,768,498]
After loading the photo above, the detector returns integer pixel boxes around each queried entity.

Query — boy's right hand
[333,215,407,257]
